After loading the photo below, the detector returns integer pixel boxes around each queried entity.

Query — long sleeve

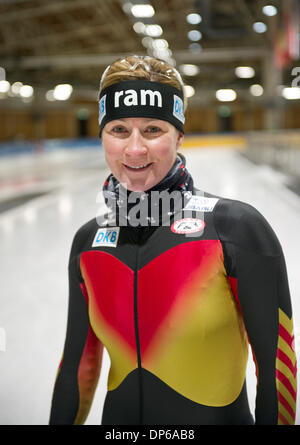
[49,229,104,425]
[214,199,297,425]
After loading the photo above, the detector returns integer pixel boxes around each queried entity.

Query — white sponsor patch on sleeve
[183,195,219,212]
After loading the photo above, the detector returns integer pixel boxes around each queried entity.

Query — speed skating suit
[49,160,297,425]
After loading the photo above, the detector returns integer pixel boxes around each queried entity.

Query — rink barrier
[0,138,102,157]
[244,130,300,179]
[181,133,246,150]
[0,134,247,156]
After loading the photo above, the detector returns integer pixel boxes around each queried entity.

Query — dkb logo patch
[92,227,120,247]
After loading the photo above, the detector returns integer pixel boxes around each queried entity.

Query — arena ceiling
[0,0,298,107]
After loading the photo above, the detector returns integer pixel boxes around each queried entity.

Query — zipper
[133,228,143,425]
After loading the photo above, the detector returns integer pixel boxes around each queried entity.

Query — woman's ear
[176,131,184,150]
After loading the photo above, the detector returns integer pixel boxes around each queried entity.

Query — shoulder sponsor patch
[171,218,205,234]
[92,227,120,247]
[183,195,219,212]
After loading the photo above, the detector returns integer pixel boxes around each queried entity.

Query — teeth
[127,164,149,169]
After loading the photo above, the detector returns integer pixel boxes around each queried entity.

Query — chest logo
[92,227,120,248]
[171,218,205,235]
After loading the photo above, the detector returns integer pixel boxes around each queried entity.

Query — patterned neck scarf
[102,153,193,226]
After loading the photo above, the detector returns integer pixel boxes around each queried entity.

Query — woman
[49,55,297,425]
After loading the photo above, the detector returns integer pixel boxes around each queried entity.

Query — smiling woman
[102,117,183,191]
[49,55,297,426]
[99,56,186,192]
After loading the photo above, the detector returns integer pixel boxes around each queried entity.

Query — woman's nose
[124,129,147,155]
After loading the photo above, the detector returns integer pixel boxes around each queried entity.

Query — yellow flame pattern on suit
[80,242,249,407]
[276,308,297,425]
[143,264,249,406]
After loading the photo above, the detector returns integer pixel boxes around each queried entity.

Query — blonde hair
[99,55,188,112]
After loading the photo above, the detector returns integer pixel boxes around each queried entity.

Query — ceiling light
[19,85,34,98]
[216,89,237,102]
[122,1,133,14]
[0,67,5,81]
[46,90,55,101]
[145,24,163,37]
[253,22,267,33]
[184,85,195,98]
[281,87,300,100]
[0,80,10,93]
[131,4,155,18]
[53,84,73,101]
[189,43,202,53]
[262,5,277,16]
[250,84,264,96]
[187,30,202,41]
[235,66,255,78]
[141,36,153,48]
[179,64,200,76]
[186,13,202,25]
[152,48,172,61]
[133,22,145,34]
[11,82,23,95]
[152,39,169,50]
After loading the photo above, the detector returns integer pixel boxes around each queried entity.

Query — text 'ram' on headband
[98,80,185,136]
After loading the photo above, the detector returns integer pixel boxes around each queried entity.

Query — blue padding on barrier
[0,138,102,157]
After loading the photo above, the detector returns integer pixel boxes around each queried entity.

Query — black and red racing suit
[49,157,297,425]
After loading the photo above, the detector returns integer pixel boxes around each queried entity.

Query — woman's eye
[145,126,161,134]
[112,126,127,133]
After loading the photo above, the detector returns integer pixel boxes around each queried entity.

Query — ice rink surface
[0,145,299,425]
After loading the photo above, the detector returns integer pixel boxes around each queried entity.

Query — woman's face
[101,117,184,192]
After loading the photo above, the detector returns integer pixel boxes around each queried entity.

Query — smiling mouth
[124,162,153,172]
